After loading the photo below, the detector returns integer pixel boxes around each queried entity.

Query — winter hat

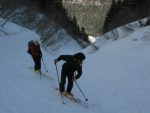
[33,39,39,45]
[74,52,86,60]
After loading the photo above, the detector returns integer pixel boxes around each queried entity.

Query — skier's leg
[60,69,66,92]
[66,73,74,93]
[32,57,38,70]
[36,56,41,71]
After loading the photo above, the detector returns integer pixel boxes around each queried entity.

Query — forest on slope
[0,0,150,45]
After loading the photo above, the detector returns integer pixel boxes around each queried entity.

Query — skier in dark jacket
[27,39,42,74]
[54,52,86,96]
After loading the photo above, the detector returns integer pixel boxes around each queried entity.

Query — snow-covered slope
[0,19,150,113]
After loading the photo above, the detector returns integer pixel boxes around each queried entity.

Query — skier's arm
[56,55,68,61]
[75,65,82,79]
[54,55,69,64]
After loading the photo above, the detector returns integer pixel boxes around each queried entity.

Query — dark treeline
[103,0,150,33]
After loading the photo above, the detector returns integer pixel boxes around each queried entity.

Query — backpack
[27,40,33,54]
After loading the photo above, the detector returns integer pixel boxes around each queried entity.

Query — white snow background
[0,19,150,113]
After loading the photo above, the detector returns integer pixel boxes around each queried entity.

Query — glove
[73,77,77,81]
[54,59,58,64]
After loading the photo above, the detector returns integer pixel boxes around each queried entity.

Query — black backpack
[27,40,33,54]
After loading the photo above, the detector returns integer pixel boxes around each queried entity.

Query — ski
[65,95,88,108]
[29,67,55,80]
[70,95,89,108]
[41,73,55,80]
[55,88,89,108]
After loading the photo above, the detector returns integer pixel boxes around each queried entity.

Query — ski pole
[42,57,48,72]
[55,63,65,104]
[55,63,60,86]
[74,80,88,101]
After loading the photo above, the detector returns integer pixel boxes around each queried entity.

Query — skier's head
[33,39,39,46]
[74,52,86,63]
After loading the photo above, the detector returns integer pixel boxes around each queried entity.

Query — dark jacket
[56,55,82,79]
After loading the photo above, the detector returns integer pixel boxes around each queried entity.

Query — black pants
[32,56,41,71]
[60,68,74,93]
